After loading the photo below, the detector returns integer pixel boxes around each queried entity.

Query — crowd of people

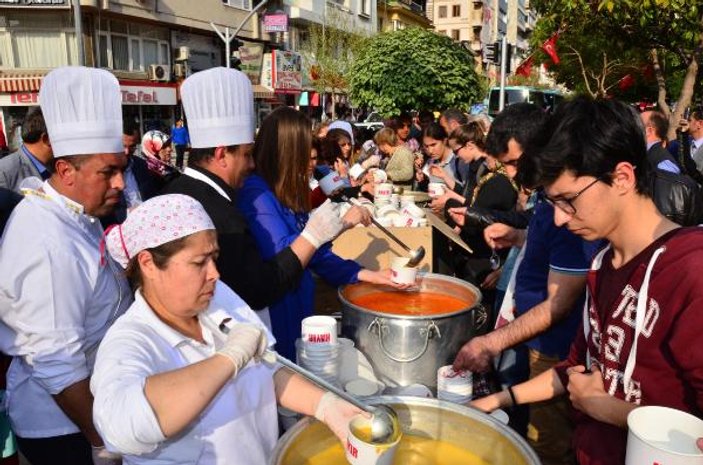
[0,64,701,465]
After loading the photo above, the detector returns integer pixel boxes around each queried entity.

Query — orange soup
[350,291,471,315]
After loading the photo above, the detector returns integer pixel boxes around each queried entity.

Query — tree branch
[569,45,596,97]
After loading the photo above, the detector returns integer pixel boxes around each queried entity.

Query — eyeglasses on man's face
[542,177,601,216]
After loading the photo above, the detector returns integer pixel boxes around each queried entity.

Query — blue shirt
[170,126,190,146]
[21,145,49,180]
[514,199,601,359]
[237,174,361,359]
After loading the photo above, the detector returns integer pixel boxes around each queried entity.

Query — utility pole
[73,0,85,66]
[211,0,269,69]
[499,35,507,112]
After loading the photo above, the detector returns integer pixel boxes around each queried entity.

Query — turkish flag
[618,74,635,91]
[515,56,534,77]
[542,34,560,64]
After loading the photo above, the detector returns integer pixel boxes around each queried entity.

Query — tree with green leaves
[348,27,483,117]
[299,8,366,119]
[530,0,702,138]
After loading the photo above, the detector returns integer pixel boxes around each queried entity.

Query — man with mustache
[0,67,132,465]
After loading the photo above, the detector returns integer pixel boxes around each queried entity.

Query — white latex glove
[91,446,122,465]
[314,392,367,444]
[301,199,346,248]
[216,323,267,377]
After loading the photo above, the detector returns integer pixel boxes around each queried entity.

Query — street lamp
[211,0,270,69]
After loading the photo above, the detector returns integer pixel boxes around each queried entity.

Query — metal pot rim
[338,273,483,320]
[269,395,541,465]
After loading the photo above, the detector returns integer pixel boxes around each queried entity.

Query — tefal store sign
[0,85,177,107]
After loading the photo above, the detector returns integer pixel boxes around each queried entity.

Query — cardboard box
[331,225,433,272]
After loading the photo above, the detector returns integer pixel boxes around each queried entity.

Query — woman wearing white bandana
[91,194,364,464]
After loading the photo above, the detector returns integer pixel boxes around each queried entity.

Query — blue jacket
[238,174,361,359]
[170,126,190,146]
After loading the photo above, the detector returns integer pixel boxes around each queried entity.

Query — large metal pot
[269,396,540,465]
[339,274,485,391]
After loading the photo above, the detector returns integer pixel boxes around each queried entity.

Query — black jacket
[0,187,21,234]
[648,143,703,226]
[161,167,304,310]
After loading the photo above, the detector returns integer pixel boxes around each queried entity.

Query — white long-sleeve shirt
[0,180,132,438]
[91,281,279,465]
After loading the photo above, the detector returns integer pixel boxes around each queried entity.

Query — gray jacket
[0,148,42,193]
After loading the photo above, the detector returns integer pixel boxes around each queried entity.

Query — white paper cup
[390,193,401,209]
[374,216,394,228]
[349,163,366,181]
[371,169,388,183]
[427,182,446,198]
[390,256,418,285]
[393,214,423,228]
[346,414,401,465]
[301,315,337,345]
[376,204,400,219]
[626,406,703,465]
[401,203,425,218]
[374,182,393,200]
[400,195,415,207]
[319,172,347,196]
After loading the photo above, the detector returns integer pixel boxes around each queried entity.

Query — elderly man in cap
[162,67,366,328]
[0,67,132,465]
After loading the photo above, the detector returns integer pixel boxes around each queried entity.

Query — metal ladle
[217,321,401,444]
[343,195,426,268]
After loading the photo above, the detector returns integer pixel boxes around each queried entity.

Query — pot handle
[367,318,441,363]
[474,304,488,330]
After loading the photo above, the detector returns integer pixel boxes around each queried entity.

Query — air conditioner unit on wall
[148,64,171,82]
[173,63,187,78]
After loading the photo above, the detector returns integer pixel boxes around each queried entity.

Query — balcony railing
[380,0,425,14]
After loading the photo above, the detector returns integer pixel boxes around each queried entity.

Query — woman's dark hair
[418,110,435,128]
[389,113,412,130]
[422,122,448,141]
[320,128,351,165]
[517,96,651,197]
[253,106,312,212]
[124,235,191,289]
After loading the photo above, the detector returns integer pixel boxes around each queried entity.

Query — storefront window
[143,40,158,68]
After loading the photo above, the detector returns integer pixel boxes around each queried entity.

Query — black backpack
[651,169,703,226]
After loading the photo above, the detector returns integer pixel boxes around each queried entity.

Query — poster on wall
[260,52,273,89]
[271,50,302,92]
[239,43,264,86]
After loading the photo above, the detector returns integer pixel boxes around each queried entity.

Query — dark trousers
[16,433,92,465]
[174,144,187,169]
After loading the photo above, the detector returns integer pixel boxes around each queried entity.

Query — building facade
[0,0,271,151]
[377,0,431,33]
[427,0,535,77]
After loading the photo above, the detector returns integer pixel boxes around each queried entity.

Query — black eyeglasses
[543,178,601,216]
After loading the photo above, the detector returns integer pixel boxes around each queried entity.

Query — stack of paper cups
[297,316,340,386]
[374,183,393,206]
[437,365,473,404]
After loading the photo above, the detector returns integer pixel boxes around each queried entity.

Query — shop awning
[253,84,275,99]
[0,73,44,93]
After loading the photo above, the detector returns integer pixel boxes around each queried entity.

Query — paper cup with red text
[345,414,401,465]
[301,315,337,345]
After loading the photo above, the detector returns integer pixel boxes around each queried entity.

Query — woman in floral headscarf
[141,130,178,178]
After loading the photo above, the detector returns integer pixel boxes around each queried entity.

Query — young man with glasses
[472,97,703,465]
[453,103,597,465]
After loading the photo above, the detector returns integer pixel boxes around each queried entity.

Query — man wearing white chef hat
[162,67,360,327]
[0,66,132,465]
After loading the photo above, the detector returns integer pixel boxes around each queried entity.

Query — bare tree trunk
[665,46,700,139]
[650,49,670,117]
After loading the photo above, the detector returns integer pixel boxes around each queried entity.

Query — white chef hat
[104,194,215,269]
[39,66,123,158]
[181,67,255,148]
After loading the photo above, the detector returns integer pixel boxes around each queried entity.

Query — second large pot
[339,274,485,391]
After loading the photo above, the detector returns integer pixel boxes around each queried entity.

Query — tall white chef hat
[181,67,255,149]
[39,66,123,158]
